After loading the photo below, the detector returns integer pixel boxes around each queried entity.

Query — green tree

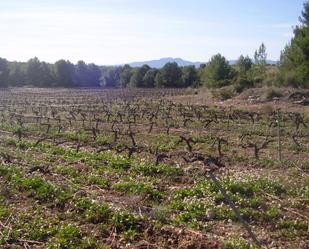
[237,55,253,76]
[55,60,76,87]
[254,43,267,67]
[201,54,234,88]
[87,63,101,87]
[40,62,55,87]
[143,68,158,88]
[76,60,89,86]
[100,66,121,88]
[154,72,164,87]
[8,62,26,86]
[234,55,254,92]
[181,65,199,87]
[129,65,150,88]
[279,1,309,87]
[159,62,182,88]
[118,64,132,88]
[26,57,43,86]
[0,58,9,88]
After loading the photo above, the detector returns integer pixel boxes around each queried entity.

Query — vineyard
[0,88,308,249]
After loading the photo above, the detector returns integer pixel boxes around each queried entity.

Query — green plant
[109,155,131,170]
[264,206,281,221]
[87,175,110,188]
[22,216,58,241]
[111,211,140,232]
[113,182,163,201]
[224,238,259,249]
[54,224,82,248]
[133,162,183,177]
[22,176,56,201]
[264,88,283,100]
[74,198,111,223]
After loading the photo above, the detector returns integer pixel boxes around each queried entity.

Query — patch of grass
[0,205,10,219]
[277,218,309,238]
[277,219,308,231]
[133,162,183,177]
[109,155,131,171]
[264,206,281,221]
[18,176,72,205]
[87,175,111,188]
[50,224,82,248]
[22,176,56,201]
[64,131,89,143]
[96,135,113,146]
[22,216,59,241]
[253,178,286,196]
[113,181,163,201]
[224,238,259,249]
[111,211,140,232]
[55,165,80,177]
[74,197,111,224]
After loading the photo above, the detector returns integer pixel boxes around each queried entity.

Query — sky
[0,0,306,65]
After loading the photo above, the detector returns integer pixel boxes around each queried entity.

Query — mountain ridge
[127,57,278,68]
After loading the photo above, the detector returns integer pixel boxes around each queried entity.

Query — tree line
[0,47,275,90]
[0,58,102,88]
[0,1,308,90]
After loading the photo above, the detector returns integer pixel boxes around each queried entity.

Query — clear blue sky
[0,0,305,64]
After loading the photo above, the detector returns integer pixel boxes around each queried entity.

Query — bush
[263,88,283,100]
[201,54,235,88]
[211,86,235,100]
[234,77,254,93]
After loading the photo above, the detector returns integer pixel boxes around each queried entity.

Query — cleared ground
[0,88,308,249]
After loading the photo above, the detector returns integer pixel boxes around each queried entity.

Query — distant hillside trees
[143,68,158,88]
[8,62,26,87]
[237,55,253,76]
[182,65,200,87]
[279,1,309,88]
[155,62,182,88]
[200,54,235,88]
[0,54,276,90]
[129,65,151,88]
[118,64,132,88]
[0,57,9,88]
[55,60,76,87]
[26,57,50,87]
[76,61,101,87]
[3,0,309,93]
[100,66,122,88]
[1,2,309,90]
[234,55,254,92]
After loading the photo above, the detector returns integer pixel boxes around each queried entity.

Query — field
[0,88,308,249]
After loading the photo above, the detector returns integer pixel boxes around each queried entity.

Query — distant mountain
[129,57,203,68]
[128,57,278,68]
